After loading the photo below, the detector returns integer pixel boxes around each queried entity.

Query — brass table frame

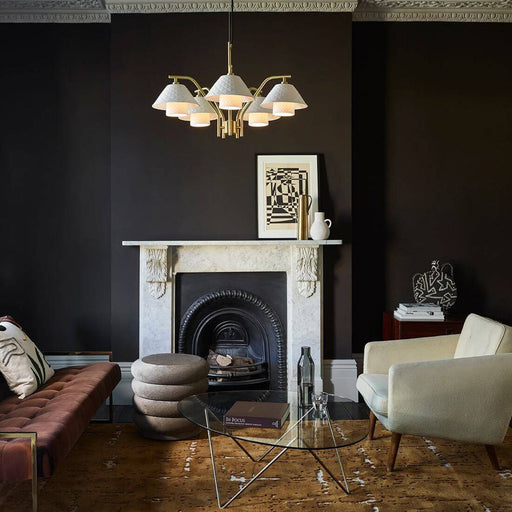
[0,432,38,512]
[204,406,351,509]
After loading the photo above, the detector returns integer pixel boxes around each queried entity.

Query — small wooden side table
[382,311,466,341]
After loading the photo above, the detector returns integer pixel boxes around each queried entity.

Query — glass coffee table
[178,390,369,509]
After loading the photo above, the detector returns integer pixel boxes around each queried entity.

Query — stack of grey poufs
[131,353,209,440]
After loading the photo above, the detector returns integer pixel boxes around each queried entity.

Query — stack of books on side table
[394,302,445,322]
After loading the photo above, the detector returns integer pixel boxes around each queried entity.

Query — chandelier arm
[235,75,292,124]
[168,74,226,124]
[210,101,225,123]
[236,103,248,124]
[167,75,204,94]
[168,74,226,137]
[253,75,291,101]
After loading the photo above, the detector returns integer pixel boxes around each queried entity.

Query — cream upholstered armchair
[357,313,512,472]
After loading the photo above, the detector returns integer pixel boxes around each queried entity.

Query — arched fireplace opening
[177,289,286,390]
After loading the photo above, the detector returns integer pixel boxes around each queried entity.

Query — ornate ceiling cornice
[0,0,109,22]
[353,0,512,22]
[105,0,357,13]
[0,0,510,22]
[0,11,110,22]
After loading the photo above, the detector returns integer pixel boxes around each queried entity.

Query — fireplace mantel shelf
[123,240,342,246]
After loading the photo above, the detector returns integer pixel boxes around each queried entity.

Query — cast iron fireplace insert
[175,272,287,391]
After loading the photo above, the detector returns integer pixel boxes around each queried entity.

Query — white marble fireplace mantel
[123,240,342,247]
[123,239,342,393]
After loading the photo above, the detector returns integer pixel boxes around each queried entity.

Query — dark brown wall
[3,18,510,361]
[110,13,353,361]
[0,24,111,350]
[353,22,512,352]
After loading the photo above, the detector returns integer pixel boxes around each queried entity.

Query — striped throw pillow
[0,319,54,399]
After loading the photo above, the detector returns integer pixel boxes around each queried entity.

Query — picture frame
[257,154,319,239]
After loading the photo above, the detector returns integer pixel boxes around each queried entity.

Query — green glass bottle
[297,346,314,407]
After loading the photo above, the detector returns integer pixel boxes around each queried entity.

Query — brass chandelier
[152,0,308,139]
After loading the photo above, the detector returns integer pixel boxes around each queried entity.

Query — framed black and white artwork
[257,154,319,239]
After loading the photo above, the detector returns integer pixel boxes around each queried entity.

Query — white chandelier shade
[248,113,269,127]
[243,96,280,127]
[153,82,198,117]
[189,96,217,127]
[261,82,308,117]
[165,103,190,117]
[204,74,254,110]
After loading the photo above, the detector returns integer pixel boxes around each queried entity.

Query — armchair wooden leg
[485,445,500,470]
[369,410,377,441]
[387,432,402,472]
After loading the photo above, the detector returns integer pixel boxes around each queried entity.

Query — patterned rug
[1,422,511,511]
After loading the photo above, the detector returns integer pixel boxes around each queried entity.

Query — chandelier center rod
[227,0,234,74]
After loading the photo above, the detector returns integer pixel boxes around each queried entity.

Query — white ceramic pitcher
[310,212,332,240]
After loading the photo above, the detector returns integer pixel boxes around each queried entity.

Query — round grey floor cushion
[131,353,209,385]
[131,352,209,441]
[133,396,180,418]
[132,377,208,401]
[133,412,200,441]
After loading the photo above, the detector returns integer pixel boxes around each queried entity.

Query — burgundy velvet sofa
[0,360,121,510]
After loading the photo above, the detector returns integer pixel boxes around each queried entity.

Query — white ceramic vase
[310,212,332,240]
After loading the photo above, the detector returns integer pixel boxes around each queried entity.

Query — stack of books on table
[224,401,290,429]
[394,303,445,322]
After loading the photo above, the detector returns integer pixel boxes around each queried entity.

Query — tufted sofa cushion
[0,362,120,481]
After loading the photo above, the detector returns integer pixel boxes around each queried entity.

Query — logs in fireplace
[207,349,267,386]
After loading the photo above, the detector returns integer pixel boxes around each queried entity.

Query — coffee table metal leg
[231,406,314,463]
[231,438,261,462]
[304,409,350,494]
[205,410,296,509]
[307,448,350,495]
[325,408,350,493]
